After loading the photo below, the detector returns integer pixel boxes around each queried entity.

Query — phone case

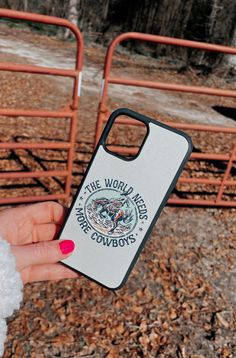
[58,108,192,290]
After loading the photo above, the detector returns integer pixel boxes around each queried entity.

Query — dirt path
[0,25,235,127]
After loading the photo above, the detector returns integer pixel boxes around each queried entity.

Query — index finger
[24,201,67,225]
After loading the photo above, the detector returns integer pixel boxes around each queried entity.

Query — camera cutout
[104,115,149,160]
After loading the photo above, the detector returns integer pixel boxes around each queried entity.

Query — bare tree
[64,0,79,39]
[24,0,28,12]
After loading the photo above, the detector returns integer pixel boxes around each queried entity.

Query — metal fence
[0,9,84,204]
[95,32,236,207]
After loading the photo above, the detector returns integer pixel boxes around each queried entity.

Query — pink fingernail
[59,240,75,255]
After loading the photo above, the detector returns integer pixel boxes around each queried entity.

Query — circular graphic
[85,189,138,238]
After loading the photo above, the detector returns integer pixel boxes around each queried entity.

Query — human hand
[0,201,78,284]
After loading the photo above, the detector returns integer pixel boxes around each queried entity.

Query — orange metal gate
[0,9,84,204]
[95,32,236,207]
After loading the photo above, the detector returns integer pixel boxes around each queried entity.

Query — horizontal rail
[178,177,236,186]
[0,193,67,205]
[168,198,236,207]
[109,77,236,98]
[165,122,236,133]
[104,115,236,133]
[0,170,69,179]
[106,145,236,161]
[0,142,71,149]
[108,32,236,55]
[0,108,73,118]
[0,62,78,77]
[191,153,236,160]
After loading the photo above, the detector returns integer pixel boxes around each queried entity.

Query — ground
[0,24,235,357]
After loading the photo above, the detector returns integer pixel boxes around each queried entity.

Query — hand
[0,201,78,284]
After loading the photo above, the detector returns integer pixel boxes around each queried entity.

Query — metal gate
[0,9,83,204]
[95,32,236,207]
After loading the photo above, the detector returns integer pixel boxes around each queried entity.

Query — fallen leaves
[1,25,236,358]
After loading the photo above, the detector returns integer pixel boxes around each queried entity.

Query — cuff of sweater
[0,236,23,357]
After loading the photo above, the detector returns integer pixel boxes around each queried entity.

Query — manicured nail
[59,240,75,255]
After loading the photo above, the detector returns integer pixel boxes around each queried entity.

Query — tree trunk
[190,0,236,70]
[24,0,28,12]
[64,0,79,39]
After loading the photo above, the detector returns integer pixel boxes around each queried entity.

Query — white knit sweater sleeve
[0,237,23,357]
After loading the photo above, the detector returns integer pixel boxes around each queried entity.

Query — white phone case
[58,108,192,289]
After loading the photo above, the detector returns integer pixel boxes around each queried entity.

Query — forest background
[0,0,236,70]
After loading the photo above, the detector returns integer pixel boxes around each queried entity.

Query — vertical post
[65,112,77,200]
[216,144,236,204]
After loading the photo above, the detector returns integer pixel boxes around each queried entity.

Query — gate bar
[0,170,68,179]
[0,109,73,117]
[109,77,236,98]
[0,142,71,149]
[111,116,236,133]
[0,62,79,77]
[216,144,236,203]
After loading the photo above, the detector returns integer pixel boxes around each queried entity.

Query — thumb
[11,240,75,271]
